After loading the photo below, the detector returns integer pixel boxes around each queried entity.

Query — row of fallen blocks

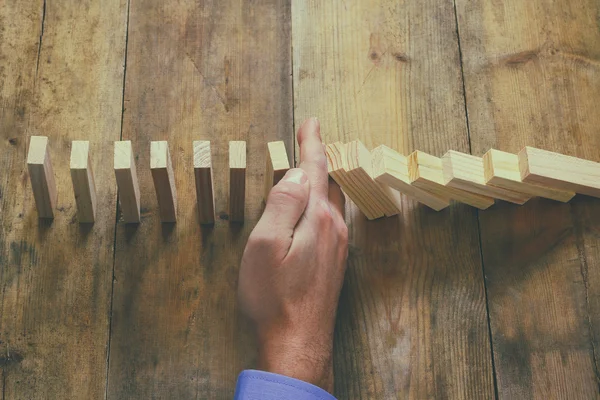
[327,141,599,219]
[27,136,290,224]
[25,136,600,224]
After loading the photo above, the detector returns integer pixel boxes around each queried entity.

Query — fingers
[254,168,310,237]
[298,118,329,200]
[328,177,345,220]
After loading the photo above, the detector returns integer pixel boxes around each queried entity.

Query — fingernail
[284,169,307,184]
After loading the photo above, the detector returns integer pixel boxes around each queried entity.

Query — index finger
[297,117,329,199]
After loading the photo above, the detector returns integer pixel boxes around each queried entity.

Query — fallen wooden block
[443,150,531,205]
[193,141,216,224]
[264,141,290,201]
[519,146,600,198]
[484,149,575,202]
[70,140,97,223]
[229,141,246,222]
[326,142,383,220]
[408,150,495,210]
[150,141,177,222]
[346,140,401,217]
[114,140,141,223]
[372,145,450,211]
[27,136,58,219]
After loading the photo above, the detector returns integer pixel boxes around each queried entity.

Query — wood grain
[456,0,600,397]
[0,0,127,398]
[105,0,292,398]
[293,0,494,397]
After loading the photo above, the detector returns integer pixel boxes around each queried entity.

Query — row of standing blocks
[327,141,600,219]
[27,136,291,224]
[26,136,600,223]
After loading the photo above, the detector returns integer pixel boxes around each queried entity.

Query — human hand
[238,118,348,392]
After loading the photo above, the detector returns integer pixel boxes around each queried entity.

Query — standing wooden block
[408,150,495,210]
[150,141,177,222]
[372,145,451,211]
[27,136,58,219]
[229,141,247,223]
[70,141,97,223]
[346,140,401,217]
[264,141,290,201]
[484,149,575,203]
[193,141,215,225]
[519,146,600,198]
[326,142,383,220]
[442,150,531,205]
[114,141,141,223]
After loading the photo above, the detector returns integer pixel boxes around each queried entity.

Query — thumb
[256,168,310,235]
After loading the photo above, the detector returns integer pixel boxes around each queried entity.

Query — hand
[238,118,349,392]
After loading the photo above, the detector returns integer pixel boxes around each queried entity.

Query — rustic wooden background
[2,0,600,398]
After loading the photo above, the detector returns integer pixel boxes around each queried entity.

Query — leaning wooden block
[193,141,215,224]
[346,140,401,217]
[408,150,495,210]
[372,145,450,211]
[150,141,177,222]
[443,150,531,205]
[114,141,141,223]
[326,142,383,220]
[264,141,290,201]
[519,146,600,198]
[27,136,58,219]
[484,149,575,202]
[70,140,97,223]
[229,141,246,223]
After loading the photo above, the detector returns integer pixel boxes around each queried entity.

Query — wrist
[257,327,334,392]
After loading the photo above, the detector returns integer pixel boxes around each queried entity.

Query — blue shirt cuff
[234,370,337,400]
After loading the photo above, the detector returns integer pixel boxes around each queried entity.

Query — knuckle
[247,230,276,250]
[314,200,334,225]
[268,182,306,205]
[337,222,349,243]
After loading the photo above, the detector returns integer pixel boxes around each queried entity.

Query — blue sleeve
[234,370,337,400]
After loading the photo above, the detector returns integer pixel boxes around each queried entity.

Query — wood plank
[442,150,531,204]
[27,136,58,219]
[409,150,496,210]
[0,0,127,397]
[372,145,450,211]
[151,141,177,223]
[346,140,400,217]
[456,0,600,397]
[193,140,216,225]
[70,140,98,223]
[292,0,494,397]
[229,140,246,223]
[114,140,141,223]
[106,0,293,397]
[326,142,384,220]
[483,148,575,202]
[519,146,600,198]
[264,140,291,201]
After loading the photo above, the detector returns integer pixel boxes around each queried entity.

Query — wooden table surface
[2,0,600,398]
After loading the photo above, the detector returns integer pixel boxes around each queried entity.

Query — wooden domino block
[70,140,97,223]
[408,150,495,210]
[264,141,290,201]
[346,140,401,217]
[484,149,575,202]
[519,146,600,198]
[150,141,177,222]
[372,145,450,211]
[27,136,57,219]
[193,141,216,224]
[443,150,531,205]
[114,141,141,223]
[326,142,383,220]
[229,141,246,222]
